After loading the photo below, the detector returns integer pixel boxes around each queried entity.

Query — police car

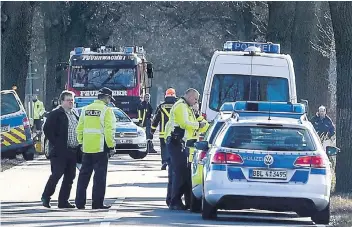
[42,107,147,160]
[199,101,339,225]
[190,109,232,212]
[1,90,35,160]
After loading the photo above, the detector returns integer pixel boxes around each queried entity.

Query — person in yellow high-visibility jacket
[75,87,117,210]
[32,95,45,133]
[164,88,207,210]
[183,102,209,210]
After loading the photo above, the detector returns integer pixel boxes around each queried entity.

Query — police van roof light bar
[223,41,281,54]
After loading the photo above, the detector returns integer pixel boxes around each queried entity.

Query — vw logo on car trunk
[120,132,125,137]
[264,154,274,166]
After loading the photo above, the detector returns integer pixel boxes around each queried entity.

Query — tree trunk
[305,2,330,117]
[329,1,352,193]
[291,1,318,101]
[41,2,67,108]
[266,1,295,54]
[1,2,35,102]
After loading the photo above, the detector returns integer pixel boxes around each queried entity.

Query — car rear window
[1,93,21,115]
[221,126,315,151]
[208,121,225,144]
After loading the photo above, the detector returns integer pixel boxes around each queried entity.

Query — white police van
[198,101,339,224]
[200,41,298,122]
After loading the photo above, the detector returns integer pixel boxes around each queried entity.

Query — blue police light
[124,47,134,54]
[234,101,305,114]
[223,41,281,54]
[74,47,84,55]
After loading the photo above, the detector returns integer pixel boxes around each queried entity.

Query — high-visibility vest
[165,97,199,142]
[33,100,45,119]
[76,100,116,153]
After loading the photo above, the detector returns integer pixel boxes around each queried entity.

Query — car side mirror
[326,146,340,156]
[132,118,139,124]
[195,141,209,151]
[146,62,153,79]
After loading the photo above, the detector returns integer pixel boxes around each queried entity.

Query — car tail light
[294,156,326,168]
[212,151,243,164]
[202,112,207,120]
[23,117,30,128]
[212,152,226,164]
[226,153,244,164]
[198,150,207,164]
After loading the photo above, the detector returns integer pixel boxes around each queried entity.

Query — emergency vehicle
[1,90,35,160]
[200,41,298,122]
[62,46,153,119]
[200,101,339,224]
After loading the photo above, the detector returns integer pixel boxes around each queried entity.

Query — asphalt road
[0,136,328,227]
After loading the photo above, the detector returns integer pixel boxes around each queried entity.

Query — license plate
[117,139,133,144]
[250,169,287,180]
[1,125,10,133]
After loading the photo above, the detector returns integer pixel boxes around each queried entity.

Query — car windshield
[1,93,20,115]
[70,66,137,90]
[113,109,131,122]
[221,126,315,151]
[209,74,289,111]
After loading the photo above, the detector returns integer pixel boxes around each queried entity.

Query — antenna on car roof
[268,102,272,120]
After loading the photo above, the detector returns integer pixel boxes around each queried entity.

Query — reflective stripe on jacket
[76,100,116,153]
[151,97,176,139]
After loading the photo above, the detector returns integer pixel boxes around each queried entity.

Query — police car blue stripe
[227,167,246,180]
[310,168,326,175]
[289,170,309,183]
[211,164,226,171]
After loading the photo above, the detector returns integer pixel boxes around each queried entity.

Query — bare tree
[329,1,352,193]
[266,1,295,54]
[1,2,35,102]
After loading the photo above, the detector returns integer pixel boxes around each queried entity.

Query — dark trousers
[160,138,169,164]
[42,150,77,204]
[167,138,188,207]
[75,152,109,207]
[166,151,173,206]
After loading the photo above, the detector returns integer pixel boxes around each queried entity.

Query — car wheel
[7,151,17,160]
[190,190,202,213]
[44,139,50,159]
[129,151,147,159]
[311,202,330,225]
[201,189,217,220]
[22,145,35,161]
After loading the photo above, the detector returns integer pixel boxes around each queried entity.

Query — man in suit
[41,90,80,208]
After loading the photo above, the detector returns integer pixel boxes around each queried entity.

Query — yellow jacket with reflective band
[33,100,45,119]
[76,100,116,153]
[187,115,210,162]
[164,97,199,142]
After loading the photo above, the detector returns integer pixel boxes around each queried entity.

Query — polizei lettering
[80,90,127,96]
[82,55,128,61]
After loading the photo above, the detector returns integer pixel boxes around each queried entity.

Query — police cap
[98,87,115,101]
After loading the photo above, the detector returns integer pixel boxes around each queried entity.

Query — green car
[190,114,231,212]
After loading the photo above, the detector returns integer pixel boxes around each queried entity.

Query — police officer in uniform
[151,88,177,170]
[165,88,206,210]
[184,102,209,210]
[75,87,117,209]
[138,93,156,153]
